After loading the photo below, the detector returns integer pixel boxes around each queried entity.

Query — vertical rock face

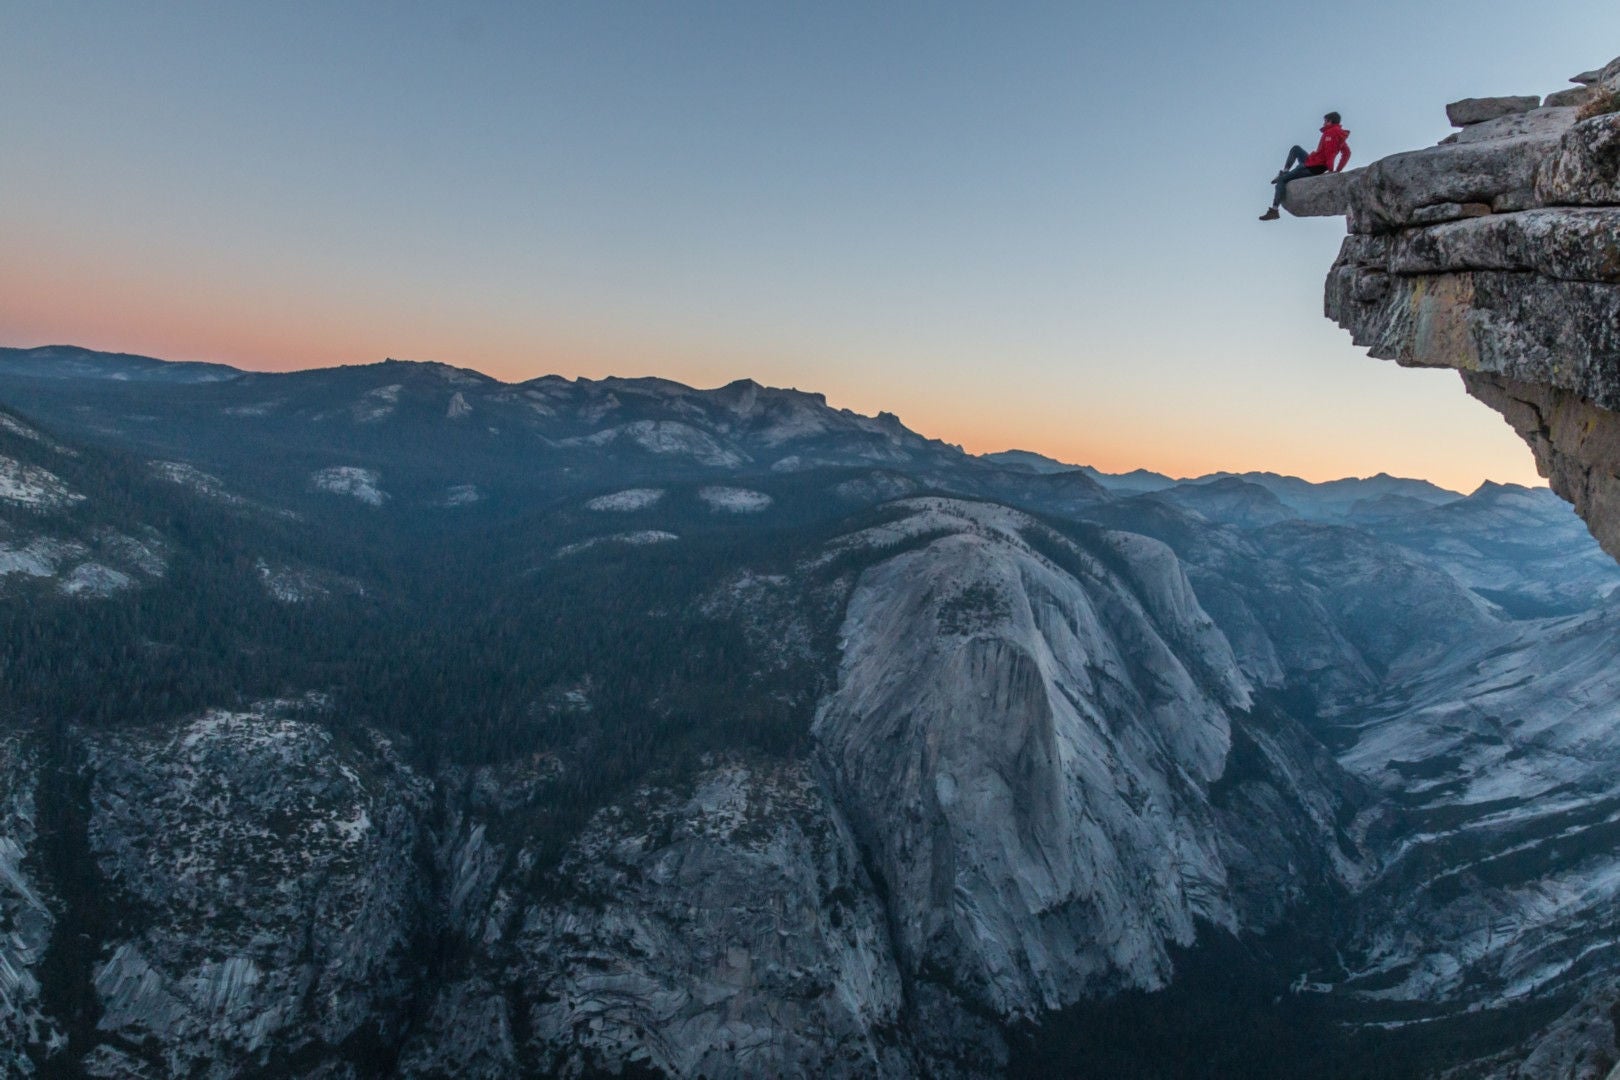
[506,763,911,1079]
[1322,55,1620,560]
[82,703,428,1077]
[0,732,60,1074]
[812,499,1355,1019]
[392,758,919,1080]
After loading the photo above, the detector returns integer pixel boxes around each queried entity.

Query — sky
[5,2,1618,492]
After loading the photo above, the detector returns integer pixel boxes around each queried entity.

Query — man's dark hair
[1325,111,1342,124]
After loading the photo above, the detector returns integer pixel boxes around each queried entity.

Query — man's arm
[1335,145,1352,172]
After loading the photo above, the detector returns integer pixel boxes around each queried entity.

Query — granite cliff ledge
[1300,56,1620,558]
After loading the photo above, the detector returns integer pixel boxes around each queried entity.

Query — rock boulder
[1446,95,1541,126]
[1283,168,1362,217]
[1545,85,1598,108]
[1346,108,1578,233]
[1535,113,1620,206]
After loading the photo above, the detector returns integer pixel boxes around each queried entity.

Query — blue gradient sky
[5,2,1618,489]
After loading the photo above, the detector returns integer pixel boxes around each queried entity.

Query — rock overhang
[1307,53,1620,560]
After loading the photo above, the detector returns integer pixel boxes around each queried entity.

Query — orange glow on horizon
[4,246,1545,497]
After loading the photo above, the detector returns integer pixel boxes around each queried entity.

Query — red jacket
[1305,123,1352,171]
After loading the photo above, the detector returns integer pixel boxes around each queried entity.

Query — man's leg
[1272,165,1316,207]
[1273,145,1310,183]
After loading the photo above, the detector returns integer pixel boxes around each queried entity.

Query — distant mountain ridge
[4,350,1474,514]
[0,344,242,383]
[985,446,1468,510]
[0,345,978,502]
[0,346,1600,621]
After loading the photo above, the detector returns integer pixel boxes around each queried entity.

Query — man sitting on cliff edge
[1260,113,1351,220]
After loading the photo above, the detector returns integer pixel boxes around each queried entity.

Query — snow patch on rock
[310,467,387,506]
[96,530,167,578]
[148,461,241,505]
[755,405,831,447]
[0,455,84,509]
[222,400,282,417]
[555,531,679,557]
[426,363,486,386]
[352,384,401,423]
[0,537,84,580]
[698,486,773,513]
[58,562,134,597]
[0,413,76,457]
[585,488,664,512]
[255,559,328,603]
[0,414,44,444]
[564,421,746,468]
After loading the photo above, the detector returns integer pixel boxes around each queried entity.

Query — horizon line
[1,340,1540,497]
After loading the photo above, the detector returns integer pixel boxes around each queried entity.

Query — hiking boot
[1259,207,1280,221]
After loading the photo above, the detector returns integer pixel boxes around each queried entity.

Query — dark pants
[1274,145,1327,207]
